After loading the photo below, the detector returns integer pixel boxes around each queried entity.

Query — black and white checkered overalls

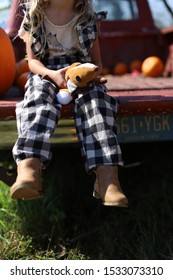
[12,9,123,172]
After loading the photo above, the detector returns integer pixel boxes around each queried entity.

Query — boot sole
[103,201,128,207]
[93,191,128,207]
[10,184,43,200]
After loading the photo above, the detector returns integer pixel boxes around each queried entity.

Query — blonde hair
[24,0,48,36]
[74,0,95,24]
[24,0,95,40]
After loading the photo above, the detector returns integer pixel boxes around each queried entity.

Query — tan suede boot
[93,165,128,207]
[10,158,43,200]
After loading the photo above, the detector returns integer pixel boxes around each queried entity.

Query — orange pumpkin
[17,72,30,93]
[141,56,164,77]
[0,27,16,96]
[130,59,142,72]
[15,58,30,83]
[101,66,110,76]
[113,62,128,75]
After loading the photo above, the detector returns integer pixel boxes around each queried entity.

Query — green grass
[0,120,77,149]
[0,142,173,259]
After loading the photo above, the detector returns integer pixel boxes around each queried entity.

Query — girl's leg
[13,74,61,166]
[11,75,61,200]
[74,84,128,207]
[74,84,122,170]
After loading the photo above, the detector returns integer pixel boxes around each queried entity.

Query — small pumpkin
[130,59,142,72]
[141,56,164,77]
[15,58,30,79]
[101,66,110,76]
[16,72,30,93]
[0,27,16,96]
[113,62,128,75]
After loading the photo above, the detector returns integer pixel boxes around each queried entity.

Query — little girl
[10,0,128,207]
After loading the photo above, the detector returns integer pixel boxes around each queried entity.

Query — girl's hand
[26,39,69,86]
[48,66,69,88]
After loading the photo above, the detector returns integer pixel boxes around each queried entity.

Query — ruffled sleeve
[18,3,31,42]
[95,11,108,21]
[76,11,107,60]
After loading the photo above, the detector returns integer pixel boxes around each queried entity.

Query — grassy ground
[0,141,173,260]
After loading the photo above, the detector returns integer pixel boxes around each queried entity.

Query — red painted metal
[6,0,25,61]
[98,0,171,69]
[1,76,173,120]
[0,97,20,120]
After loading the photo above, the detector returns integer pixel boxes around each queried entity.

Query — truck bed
[1,75,173,144]
[1,75,173,118]
[107,75,173,115]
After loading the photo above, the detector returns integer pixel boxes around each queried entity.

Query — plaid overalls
[12,7,123,172]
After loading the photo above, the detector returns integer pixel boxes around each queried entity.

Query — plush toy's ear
[65,62,81,81]
[70,62,81,68]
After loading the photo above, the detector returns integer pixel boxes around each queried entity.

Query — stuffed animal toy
[56,62,107,105]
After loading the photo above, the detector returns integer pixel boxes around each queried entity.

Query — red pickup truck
[1,0,173,145]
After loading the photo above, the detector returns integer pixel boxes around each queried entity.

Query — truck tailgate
[0,76,173,143]
[106,75,173,142]
[107,75,173,115]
